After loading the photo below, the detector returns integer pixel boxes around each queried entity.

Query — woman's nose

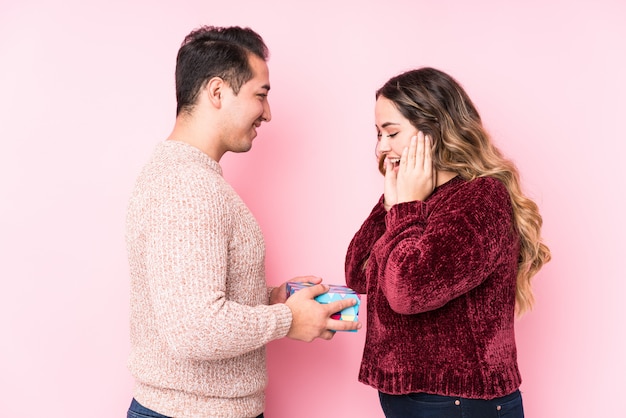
[377,137,390,154]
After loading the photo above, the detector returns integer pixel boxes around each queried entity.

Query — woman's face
[375,96,418,172]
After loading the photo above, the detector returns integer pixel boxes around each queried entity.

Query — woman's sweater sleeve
[345,195,388,294]
[375,178,515,315]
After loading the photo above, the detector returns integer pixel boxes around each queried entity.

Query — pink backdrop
[1,1,624,417]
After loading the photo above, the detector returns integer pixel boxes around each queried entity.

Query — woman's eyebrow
[379,122,400,128]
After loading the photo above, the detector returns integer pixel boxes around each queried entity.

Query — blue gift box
[286,282,361,331]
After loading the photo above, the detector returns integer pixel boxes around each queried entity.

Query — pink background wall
[1,0,624,416]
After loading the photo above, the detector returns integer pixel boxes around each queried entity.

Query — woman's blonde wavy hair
[376,67,551,315]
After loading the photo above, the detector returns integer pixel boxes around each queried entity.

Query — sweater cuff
[376,194,389,215]
[271,303,293,339]
[386,200,427,228]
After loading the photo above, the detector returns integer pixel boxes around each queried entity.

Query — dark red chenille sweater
[345,176,522,399]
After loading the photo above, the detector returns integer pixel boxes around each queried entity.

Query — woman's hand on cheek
[397,132,436,203]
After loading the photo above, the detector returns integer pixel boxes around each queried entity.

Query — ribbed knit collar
[161,140,223,176]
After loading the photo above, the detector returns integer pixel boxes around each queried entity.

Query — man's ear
[205,77,225,108]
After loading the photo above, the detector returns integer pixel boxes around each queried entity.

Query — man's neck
[167,115,224,162]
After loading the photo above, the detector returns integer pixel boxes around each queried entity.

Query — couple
[126,26,550,418]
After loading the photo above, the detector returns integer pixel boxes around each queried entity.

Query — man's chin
[232,142,253,154]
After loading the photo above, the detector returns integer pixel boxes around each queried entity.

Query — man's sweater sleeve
[144,174,292,361]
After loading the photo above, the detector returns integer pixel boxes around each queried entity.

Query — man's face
[220,54,272,154]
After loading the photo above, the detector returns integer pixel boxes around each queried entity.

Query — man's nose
[262,102,272,122]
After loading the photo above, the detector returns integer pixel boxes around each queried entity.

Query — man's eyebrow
[261,84,270,91]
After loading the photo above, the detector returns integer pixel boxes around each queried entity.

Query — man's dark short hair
[175,26,269,115]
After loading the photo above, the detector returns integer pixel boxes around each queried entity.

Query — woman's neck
[436,170,458,187]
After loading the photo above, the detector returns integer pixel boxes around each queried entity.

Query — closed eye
[376,132,399,140]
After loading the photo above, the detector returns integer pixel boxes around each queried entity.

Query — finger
[291,275,322,285]
[384,160,397,194]
[415,132,425,170]
[423,134,433,173]
[408,135,417,169]
[384,159,395,179]
[298,283,328,299]
[383,160,396,210]
[324,297,357,314]
[327,318,362,332]
[399,146,409,174]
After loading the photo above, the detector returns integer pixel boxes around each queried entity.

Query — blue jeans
[127,399,170,418]
[378,389,524,418]
[127,398,264,418]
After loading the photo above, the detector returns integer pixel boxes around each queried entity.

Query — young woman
[345,67,551,418]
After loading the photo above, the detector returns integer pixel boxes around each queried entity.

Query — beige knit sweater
[126,140,293,417]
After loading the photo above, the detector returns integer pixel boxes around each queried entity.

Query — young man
[126,26,360,418]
